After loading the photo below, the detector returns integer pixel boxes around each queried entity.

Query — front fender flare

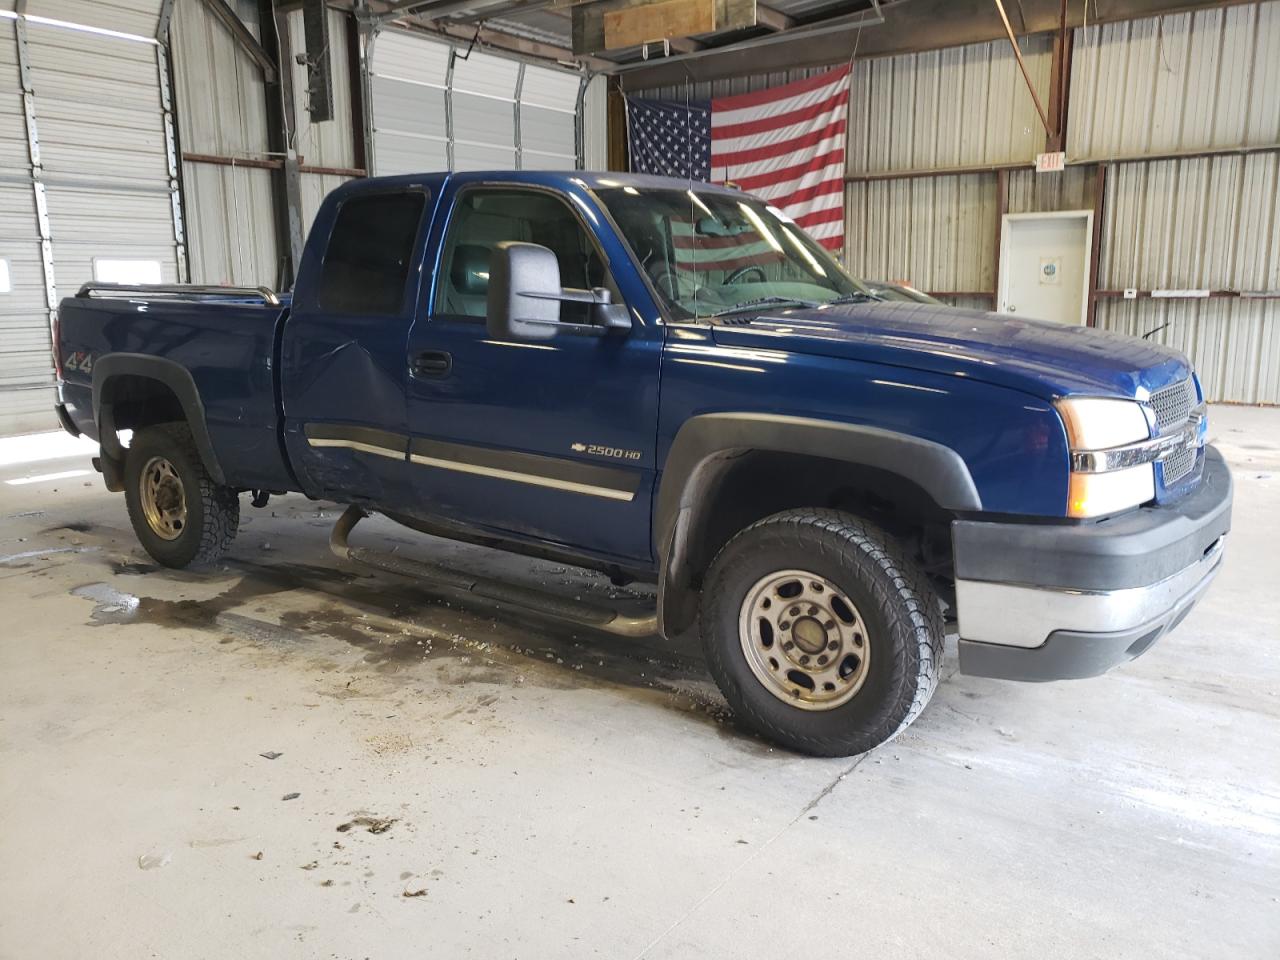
[654,413,982,637]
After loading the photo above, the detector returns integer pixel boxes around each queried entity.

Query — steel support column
[259,0,306,285]
[354,1,379,175]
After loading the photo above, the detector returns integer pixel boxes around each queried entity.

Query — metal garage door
[369,27,582,176]
[0,2,181,437]
[0,13,52,437]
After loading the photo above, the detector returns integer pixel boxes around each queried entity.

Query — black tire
[700,509,943,757]
[123,422,239,568]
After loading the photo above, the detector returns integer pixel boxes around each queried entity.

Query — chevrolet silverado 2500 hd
[53,171,1232,756]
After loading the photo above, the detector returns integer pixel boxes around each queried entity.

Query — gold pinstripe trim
[307,437,405,461]
[407,452,636,502]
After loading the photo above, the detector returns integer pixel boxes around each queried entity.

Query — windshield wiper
[824,292,882,305]
[710,296,820,317]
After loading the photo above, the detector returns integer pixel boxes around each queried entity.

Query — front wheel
[700,509,944,757]
[124,423,240,568]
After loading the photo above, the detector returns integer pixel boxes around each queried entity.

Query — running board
[329,505,658,638]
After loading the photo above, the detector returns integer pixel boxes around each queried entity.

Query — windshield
[597,187,871,320]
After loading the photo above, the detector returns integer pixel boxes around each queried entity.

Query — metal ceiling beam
[408,17,607,68]
[196,0,277,82]
[615,0,1243,88]
[666,36,704,54]
[372,0,497,23]
[755,4,794,32]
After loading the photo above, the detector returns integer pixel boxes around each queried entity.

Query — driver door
[403,181,662,565]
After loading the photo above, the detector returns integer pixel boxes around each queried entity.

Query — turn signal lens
[1056,397,1150,450]
[1067,464,1156,518]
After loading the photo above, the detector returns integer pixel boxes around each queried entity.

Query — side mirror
[487,241,631,341]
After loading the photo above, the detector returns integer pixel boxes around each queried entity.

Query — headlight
[1055,397,1155,518]
[1056,397,1150,449]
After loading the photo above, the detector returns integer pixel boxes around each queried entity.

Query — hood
[709,301,1191,400]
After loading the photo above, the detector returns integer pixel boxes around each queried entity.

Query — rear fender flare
[654,413,982,636]
[92,354,227,486]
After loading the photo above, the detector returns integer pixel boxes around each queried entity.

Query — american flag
[626,65,850,253]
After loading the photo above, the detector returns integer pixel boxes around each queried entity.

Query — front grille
[1149,378,1196,432]
[1162,445,1196,484]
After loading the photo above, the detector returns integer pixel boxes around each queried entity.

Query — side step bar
[329,505,658,638]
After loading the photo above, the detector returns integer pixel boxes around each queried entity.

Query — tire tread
[125,422,239,567]
[700,508,944,756]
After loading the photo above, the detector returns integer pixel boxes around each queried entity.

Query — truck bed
[57,285,298,493]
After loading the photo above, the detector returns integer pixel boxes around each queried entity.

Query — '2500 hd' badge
[571,442,641,461]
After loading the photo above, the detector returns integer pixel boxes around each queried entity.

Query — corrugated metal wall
[582,73,608,171]
[845,174,998,295]
[0,2,179,436]
[848,36,1052,174]
[0,15,50,435]
[1080,4,1280,404]
[631,1,1280,404]
[171,0,278,287]
[1097,152,1280,404]
[1069,2,1280,159]
[32,21,179,286]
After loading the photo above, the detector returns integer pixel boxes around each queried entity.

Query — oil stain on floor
[70,557,731,727]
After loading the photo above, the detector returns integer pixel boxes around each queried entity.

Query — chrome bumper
[956,536,1224,649]
[953,446,1232,682]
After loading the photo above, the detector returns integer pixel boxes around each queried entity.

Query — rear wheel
[700,509,943,756]
[124,423,239,568]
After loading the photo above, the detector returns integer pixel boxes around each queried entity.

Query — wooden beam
[575,0,754,55]
[603,0,714,49]
[755,4,794,32]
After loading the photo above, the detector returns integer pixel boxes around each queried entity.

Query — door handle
[411,350,452,377]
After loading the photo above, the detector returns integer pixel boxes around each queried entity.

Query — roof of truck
[342,169,748,197]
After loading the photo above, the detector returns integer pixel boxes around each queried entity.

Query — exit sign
[1036,151,1066,173]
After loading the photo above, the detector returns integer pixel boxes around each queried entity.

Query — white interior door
[998,211,1093,325]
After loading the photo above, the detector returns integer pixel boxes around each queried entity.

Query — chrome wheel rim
[737,569,871,711]
[139,456,187,541]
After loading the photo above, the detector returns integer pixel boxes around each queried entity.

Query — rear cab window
[319,192,427,315]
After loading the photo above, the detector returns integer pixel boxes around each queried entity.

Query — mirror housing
[487,241,630,341]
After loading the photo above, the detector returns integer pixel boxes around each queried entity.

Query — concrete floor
[0,407,1277,960]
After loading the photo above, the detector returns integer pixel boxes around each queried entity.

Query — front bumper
[953,446,1232,681]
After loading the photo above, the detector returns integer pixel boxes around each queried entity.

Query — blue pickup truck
[53,170,1231,756]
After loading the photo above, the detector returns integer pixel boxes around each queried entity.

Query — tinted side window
[434,189,617,322]
[319,192,426,315]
